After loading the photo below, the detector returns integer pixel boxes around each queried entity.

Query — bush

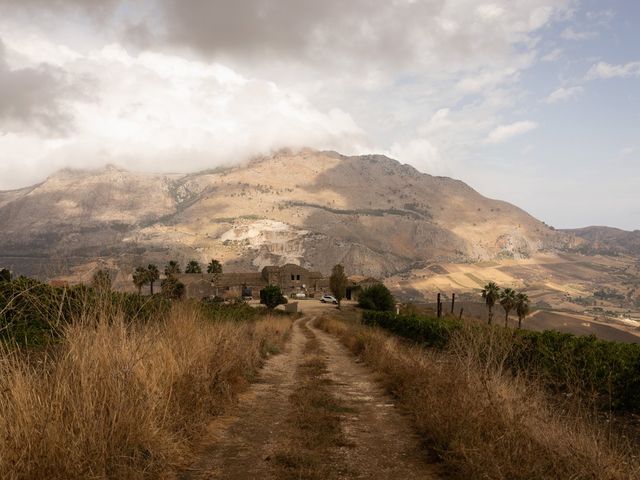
[0,277,171,347]
[362,310,640,412]
[260,285,288,309]
[358,283,395,311]
[362,311,461,348]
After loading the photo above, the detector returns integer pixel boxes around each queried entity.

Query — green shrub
[260,285,288,309]
[0,277,170,347]
[358,283,395,312]
[362,310,640,412]
[362,311,461,348]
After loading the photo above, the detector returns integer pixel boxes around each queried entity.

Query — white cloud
[484,121,537,144]
[0,0,575,189]
[587,61,640,79]
[0,42,365,189]
[545,85,584,104]
[387,138,441,174]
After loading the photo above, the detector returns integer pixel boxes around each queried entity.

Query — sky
[0,0,638,230]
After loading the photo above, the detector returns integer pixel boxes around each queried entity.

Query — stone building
[176,264,330,300]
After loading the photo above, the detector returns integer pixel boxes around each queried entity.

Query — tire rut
[180,315,441,479]
[309,320,441,479]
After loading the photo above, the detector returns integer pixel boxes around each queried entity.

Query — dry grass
[316,315,640,480]
[0,302,291,479]
[274,320,350,480]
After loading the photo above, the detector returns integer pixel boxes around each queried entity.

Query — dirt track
[181,314,440,479]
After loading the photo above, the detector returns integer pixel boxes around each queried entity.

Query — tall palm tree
[500,288,517,327]
[164,260,181,277]
[133,266,149,294]
[515,292,530,329]
[147,264,160,295]
[185,260,202,274]
[481,281,500,325]
[207,259,223,274]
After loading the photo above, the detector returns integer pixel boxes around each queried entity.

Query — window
[296,275,300,281]
[291,274,295,281]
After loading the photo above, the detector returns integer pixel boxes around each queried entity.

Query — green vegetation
[0,277,171,347]
[0,268,11,283]
[164,260,181,276]
[481,281,500,325]
[362,311,461,349]
[329,264,346,308]
[499,287,517,327]
[357,283,395,312]
[132,266,148,294]
[91,269,112,291]
[147,264,160,294]
[207,258,223,274]
[185,260,202,274]
[161,276,185,299]
[362,310,640,413]
[260,285,288,309]
[515,292,530,329]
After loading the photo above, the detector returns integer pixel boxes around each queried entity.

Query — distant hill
[0,149,570,286]
[563,226,640,256]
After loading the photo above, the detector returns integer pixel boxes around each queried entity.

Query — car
[294,292,307,299]
[320,294,338,304]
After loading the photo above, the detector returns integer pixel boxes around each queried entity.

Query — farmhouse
[176,264,330,300]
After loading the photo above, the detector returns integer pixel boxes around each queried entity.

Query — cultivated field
[390,252,640,341]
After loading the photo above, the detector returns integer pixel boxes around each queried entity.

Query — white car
[320,294,338,304]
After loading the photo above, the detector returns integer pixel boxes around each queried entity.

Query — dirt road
[181,313,440,479]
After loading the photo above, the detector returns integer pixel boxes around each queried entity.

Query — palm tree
[515,292,530,329]
[147,264,160,295]
[481,282,500,325]
[133,266,149,294]
[185,260,202,274]
[500,288,517,327]
[207,259,223,274]
[164,260,181,277]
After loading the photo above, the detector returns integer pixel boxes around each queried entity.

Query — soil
[180,312,441,479]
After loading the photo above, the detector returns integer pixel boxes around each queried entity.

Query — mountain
[0,149,568,287]
[562,226,640,256]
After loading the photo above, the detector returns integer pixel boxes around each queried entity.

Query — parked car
[294,292,307,299]
[320,294,338,304]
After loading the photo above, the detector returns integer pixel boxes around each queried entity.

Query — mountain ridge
[0,149,573,287]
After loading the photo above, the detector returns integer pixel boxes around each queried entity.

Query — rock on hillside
[0,150,567,283]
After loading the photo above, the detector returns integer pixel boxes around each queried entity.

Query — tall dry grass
[317,316,640,480]
[0,302,291,479]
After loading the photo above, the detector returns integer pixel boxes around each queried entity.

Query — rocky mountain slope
[0,149,570,285]
[562,226,640,256]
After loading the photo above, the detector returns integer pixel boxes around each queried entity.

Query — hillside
[0,149,568,285]
[563,226,640,256]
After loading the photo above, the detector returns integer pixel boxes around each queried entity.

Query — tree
[161,276,185,300]
[147,264,160,295]
[0,268,11,283]
[500,287,517,327]
[207,259,223,274]
[358,283,395,312]
[260,285,287,309]
[515,292,530,329]
[481,281,500,325]
[185,260,202,274]
[329,264,347,308]
[164,261,181,277]
[92,269,112,291]
[132,266,149,294]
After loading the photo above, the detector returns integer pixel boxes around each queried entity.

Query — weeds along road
[180,313,441,480]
